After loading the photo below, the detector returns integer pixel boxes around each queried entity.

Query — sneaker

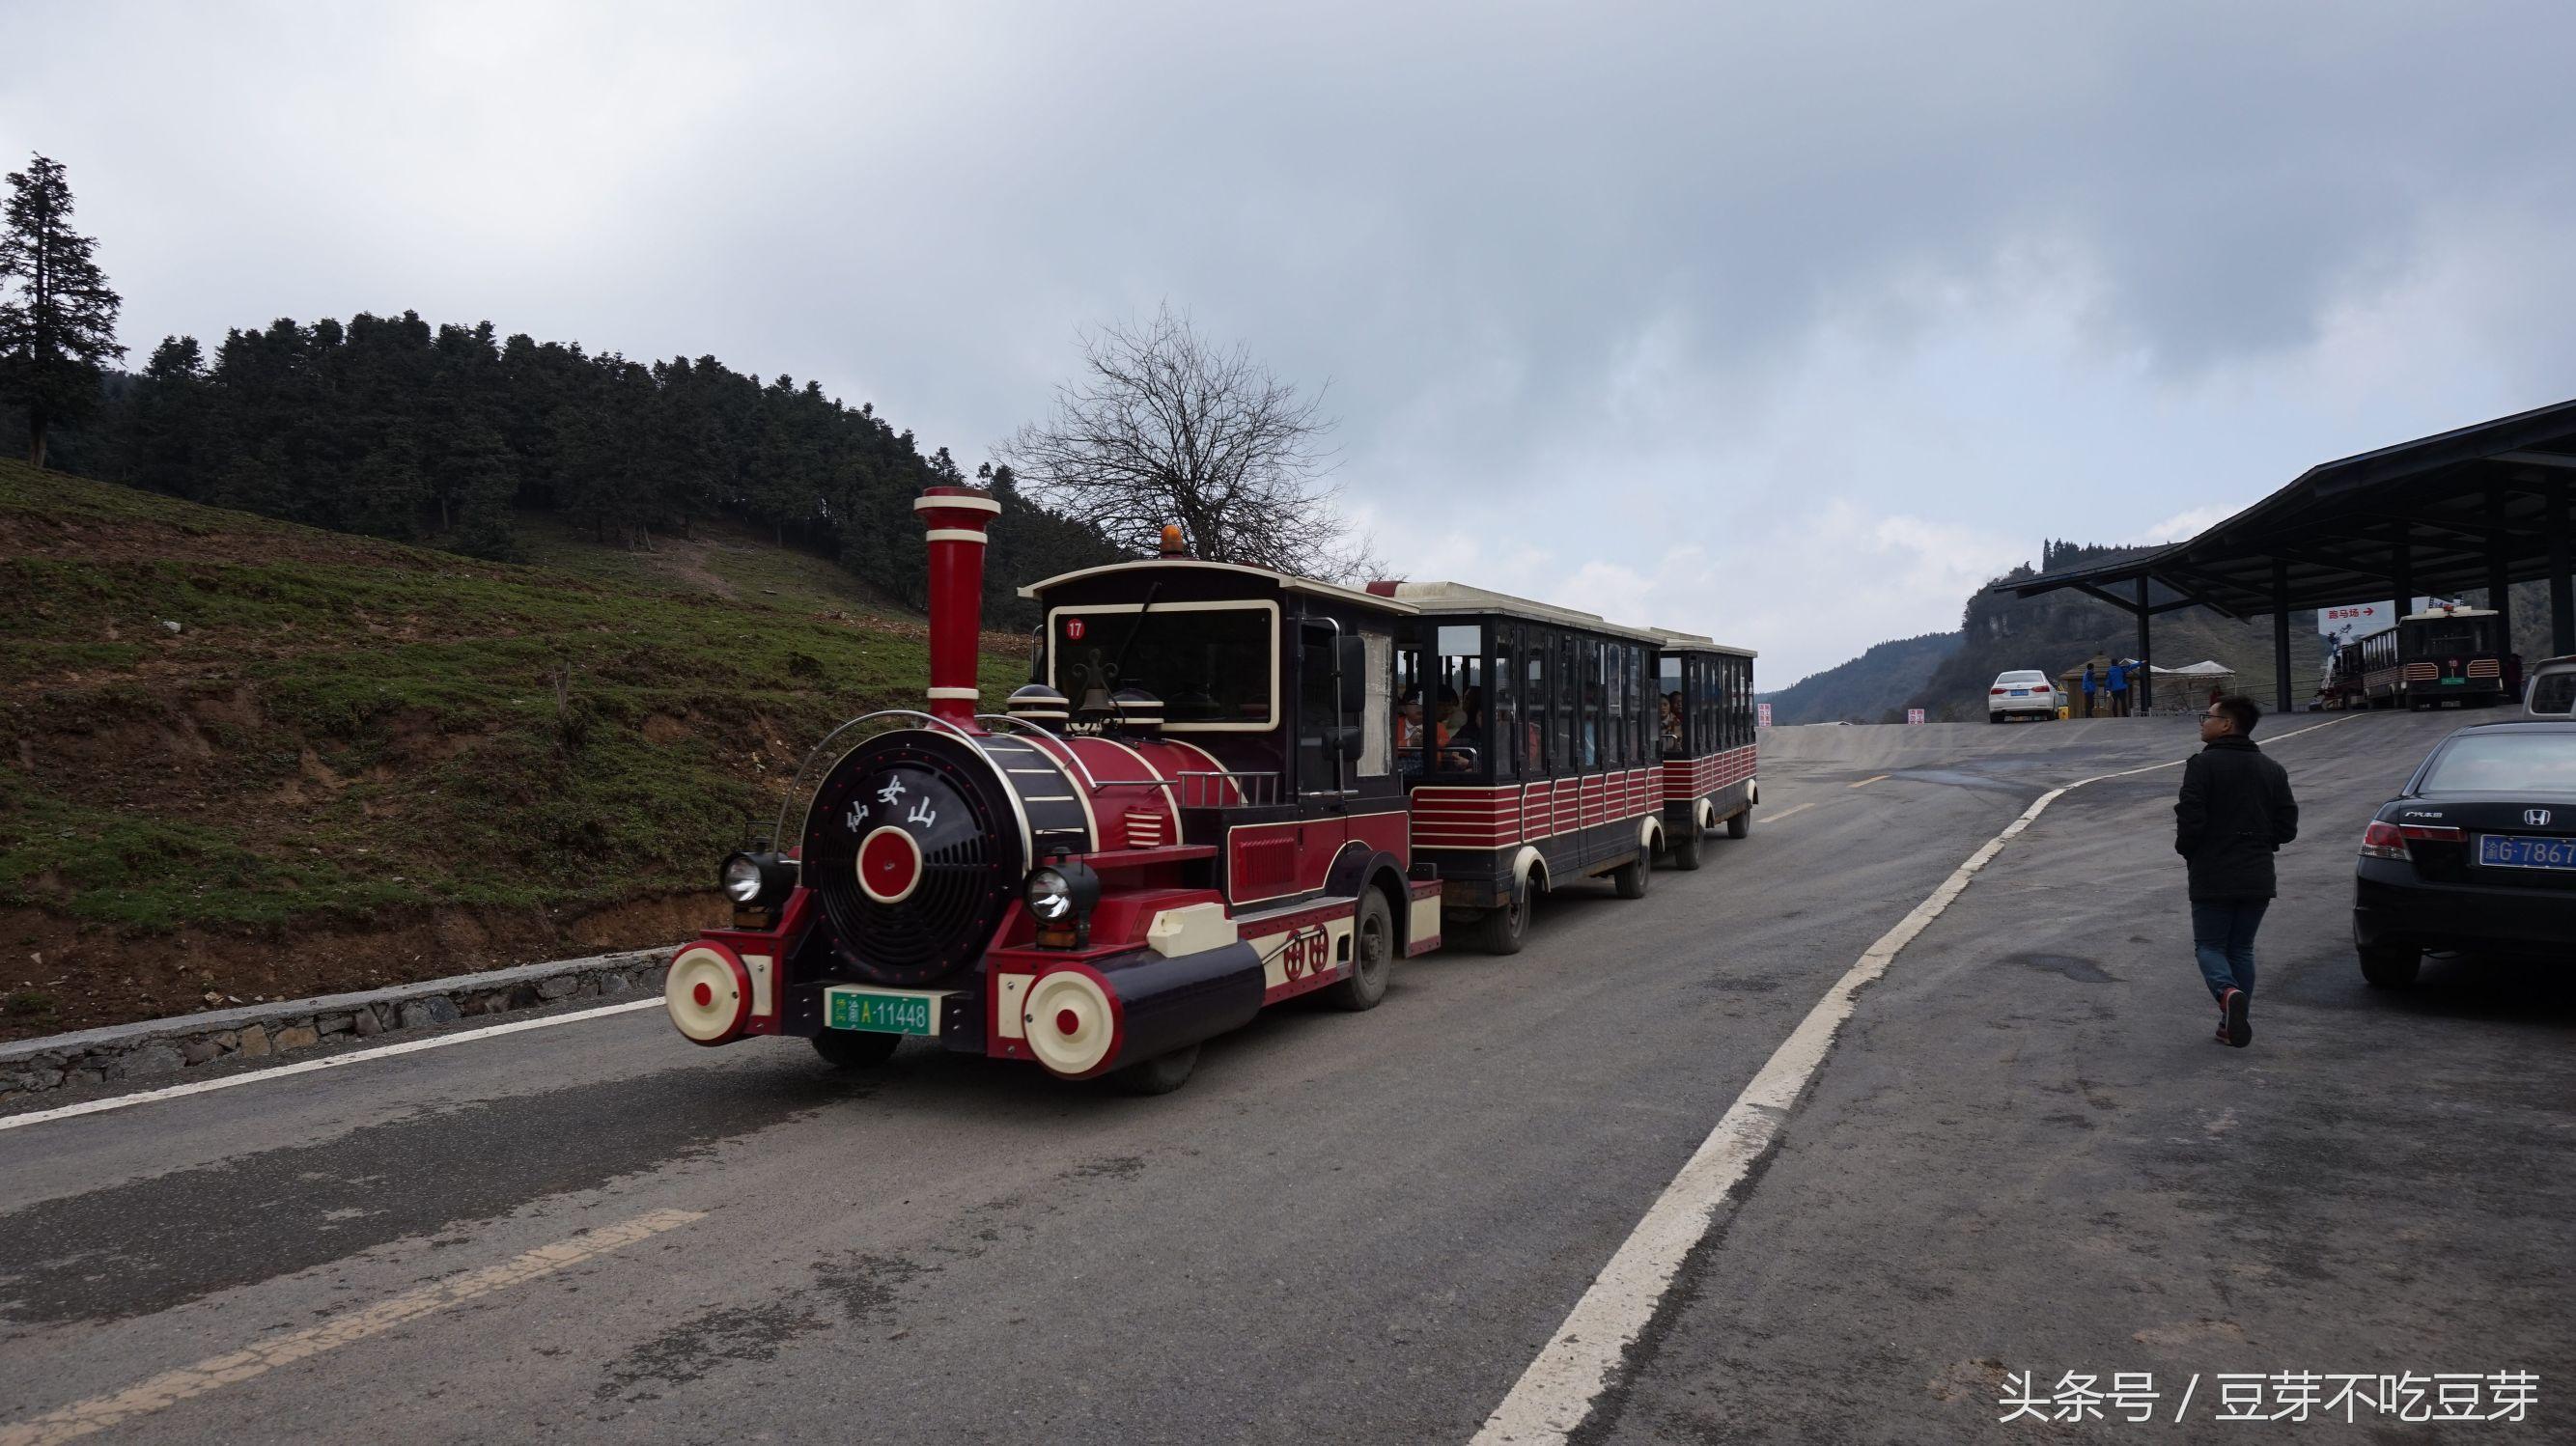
[2223,988,2252,1048]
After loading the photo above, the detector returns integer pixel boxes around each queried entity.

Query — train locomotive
[663,485,1755,1093]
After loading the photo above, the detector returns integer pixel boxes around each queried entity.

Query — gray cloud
[8,0,2572,681]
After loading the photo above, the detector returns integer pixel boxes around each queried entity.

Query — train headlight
[722,851,794,907]
[723,854,767,904]
[1022,861,1101,942]
[1025,869,1075,921]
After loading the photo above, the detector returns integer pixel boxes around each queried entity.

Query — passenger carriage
[661,486,1753,1093]
[2341,604,2512,709]
[1651,629,1761,868]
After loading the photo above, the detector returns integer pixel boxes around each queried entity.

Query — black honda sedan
[2354,719,2576,987]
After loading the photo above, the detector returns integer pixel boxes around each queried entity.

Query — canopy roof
[1993,397,2576,619]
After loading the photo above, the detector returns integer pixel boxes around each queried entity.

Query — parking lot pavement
[1592,709,2575,1443]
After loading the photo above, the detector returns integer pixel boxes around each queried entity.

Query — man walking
[2081,661,2097,718]
[2174,694,2299,1047]
[2106,660,2129,717]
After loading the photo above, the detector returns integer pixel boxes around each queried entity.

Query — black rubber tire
[1327,891,1395,1011]
[1113,1043,1200,1095]
[1725,808,1751,840]
[810,1030,901,1071]
[1473,880,1530,956]
[1666,824,1704,871]
[2358,941,2422,989]
[1612,854,1650,899]
[1988,712,2003,724]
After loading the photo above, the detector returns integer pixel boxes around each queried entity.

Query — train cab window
[1434,624,1485,776]
[1297,625,1346,799]
[1493,627,1519,782]
[1051,604,1274,728]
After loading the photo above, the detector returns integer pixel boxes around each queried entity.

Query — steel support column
[2391,540,2413,623]
[2273,560,2293,715]
[2135,576,2154,713]
[2487,487,2513,640]
[2551,480,2574,656]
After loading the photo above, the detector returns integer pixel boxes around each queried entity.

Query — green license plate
[826,988,938,1036]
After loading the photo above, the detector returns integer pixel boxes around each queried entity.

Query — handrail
[773,709,1011,849]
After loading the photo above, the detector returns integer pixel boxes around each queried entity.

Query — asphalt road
[3,710,2565,1444]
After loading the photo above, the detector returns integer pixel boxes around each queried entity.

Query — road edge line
[1468,712,2357,1444]
[0,997,667,1133]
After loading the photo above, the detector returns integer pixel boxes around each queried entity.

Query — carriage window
[1529,634,1554,773]
[1395,638,1426,775]
[1493,628,1518,782]
[1577,638,1600,770]
[1658,654,1684,757]
[1052,605,1273,728]
[1632,646,1651,763]
[1604,644,1628,766]
[1434,624,1484,776]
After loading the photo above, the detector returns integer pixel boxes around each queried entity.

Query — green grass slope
[1761,631,1961,725]
[0,461,1022,1037]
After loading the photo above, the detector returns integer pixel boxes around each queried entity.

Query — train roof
[1018,559,1414,614]
[2403,605,2499,622]
[1648,626,1758,660]
[1380,579,1706,650]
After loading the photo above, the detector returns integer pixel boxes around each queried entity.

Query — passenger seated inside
[1439,686,1484,772]
[1660,692,1683,752]
[1397,687,1450,775]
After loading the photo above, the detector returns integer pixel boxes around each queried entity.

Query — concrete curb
[0,947,672,1099]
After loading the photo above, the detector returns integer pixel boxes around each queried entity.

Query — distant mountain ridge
[1761,631,1963,725]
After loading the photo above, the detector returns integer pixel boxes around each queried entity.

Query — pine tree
[0,154,126,466]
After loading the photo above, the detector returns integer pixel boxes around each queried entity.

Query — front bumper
[2353,861,2576,959]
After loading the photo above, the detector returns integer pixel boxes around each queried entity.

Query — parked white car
[1987,669,2061,723]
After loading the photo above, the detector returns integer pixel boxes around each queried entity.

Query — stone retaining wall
[0,947,670,1101]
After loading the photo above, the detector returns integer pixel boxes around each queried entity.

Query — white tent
[2148,660,2237,712]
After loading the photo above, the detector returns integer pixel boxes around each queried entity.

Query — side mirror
[1336,635,1368,716]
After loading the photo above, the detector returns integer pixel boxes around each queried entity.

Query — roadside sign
[1756,702,1773,729]
[2318,598,2433,647]
[1906,708,1926,725]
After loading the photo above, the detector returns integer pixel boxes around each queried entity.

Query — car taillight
[2399,824,2464,844]
[2359,821,2408,860]
[1991,687,2009,695]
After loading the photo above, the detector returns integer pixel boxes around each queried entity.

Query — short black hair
[2213,693,2261,737]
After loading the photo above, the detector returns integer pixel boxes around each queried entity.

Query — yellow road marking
[0,1209,705,1446]
[1757,802,1817,824]
[1847,774,1890,789]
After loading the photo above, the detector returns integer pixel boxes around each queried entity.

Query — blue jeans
[2190,899,2269,1003]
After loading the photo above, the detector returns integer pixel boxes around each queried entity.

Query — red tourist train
[2319,603,2515,710]
[662,487,1757,1092]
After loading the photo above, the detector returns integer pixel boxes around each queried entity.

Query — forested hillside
[13,311,1126,626]
[1761,631,1960,724]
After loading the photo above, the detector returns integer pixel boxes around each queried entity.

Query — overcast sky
[10,1,2574,683]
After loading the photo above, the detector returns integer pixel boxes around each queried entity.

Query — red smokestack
[914,487,999,727]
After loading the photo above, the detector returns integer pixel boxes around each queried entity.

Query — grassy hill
[0,461,1023,1039]
[1761,631,1961,725]
[1912,576,2322,722]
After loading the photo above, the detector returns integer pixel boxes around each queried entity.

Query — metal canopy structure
[1993,397,2576,713]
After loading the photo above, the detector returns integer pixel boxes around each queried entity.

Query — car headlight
[1025,868,1074,921]
[723,853,767,904]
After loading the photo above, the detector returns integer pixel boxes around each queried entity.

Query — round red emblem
[856,825,924,904]
[1066,618,1086,640]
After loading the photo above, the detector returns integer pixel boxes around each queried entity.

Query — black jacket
[2173,735,2299,900]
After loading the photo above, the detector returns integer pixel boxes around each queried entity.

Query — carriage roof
[1379,579,1670,647]
[1019,558,1414,614]
[1648,627,1758,660]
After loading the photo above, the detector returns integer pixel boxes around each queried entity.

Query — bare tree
[999,304,1379,581]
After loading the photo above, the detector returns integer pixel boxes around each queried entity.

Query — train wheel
[1612,855,1650,899]
[2358,941,2421,989]
[811,1030,901,1071]
[1666,824,1704,872]
[1327,892,1394,1011]
[1113,1043,1200,1096]
[1474,881,1530,956]
[1726,807,1751,840]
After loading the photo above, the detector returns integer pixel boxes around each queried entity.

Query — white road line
[1755,801,1817,824]
[1847,773,1890,789]
[0,1208,703,1446]
[0,997,667,1133]
[1470,713,2356,1445]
